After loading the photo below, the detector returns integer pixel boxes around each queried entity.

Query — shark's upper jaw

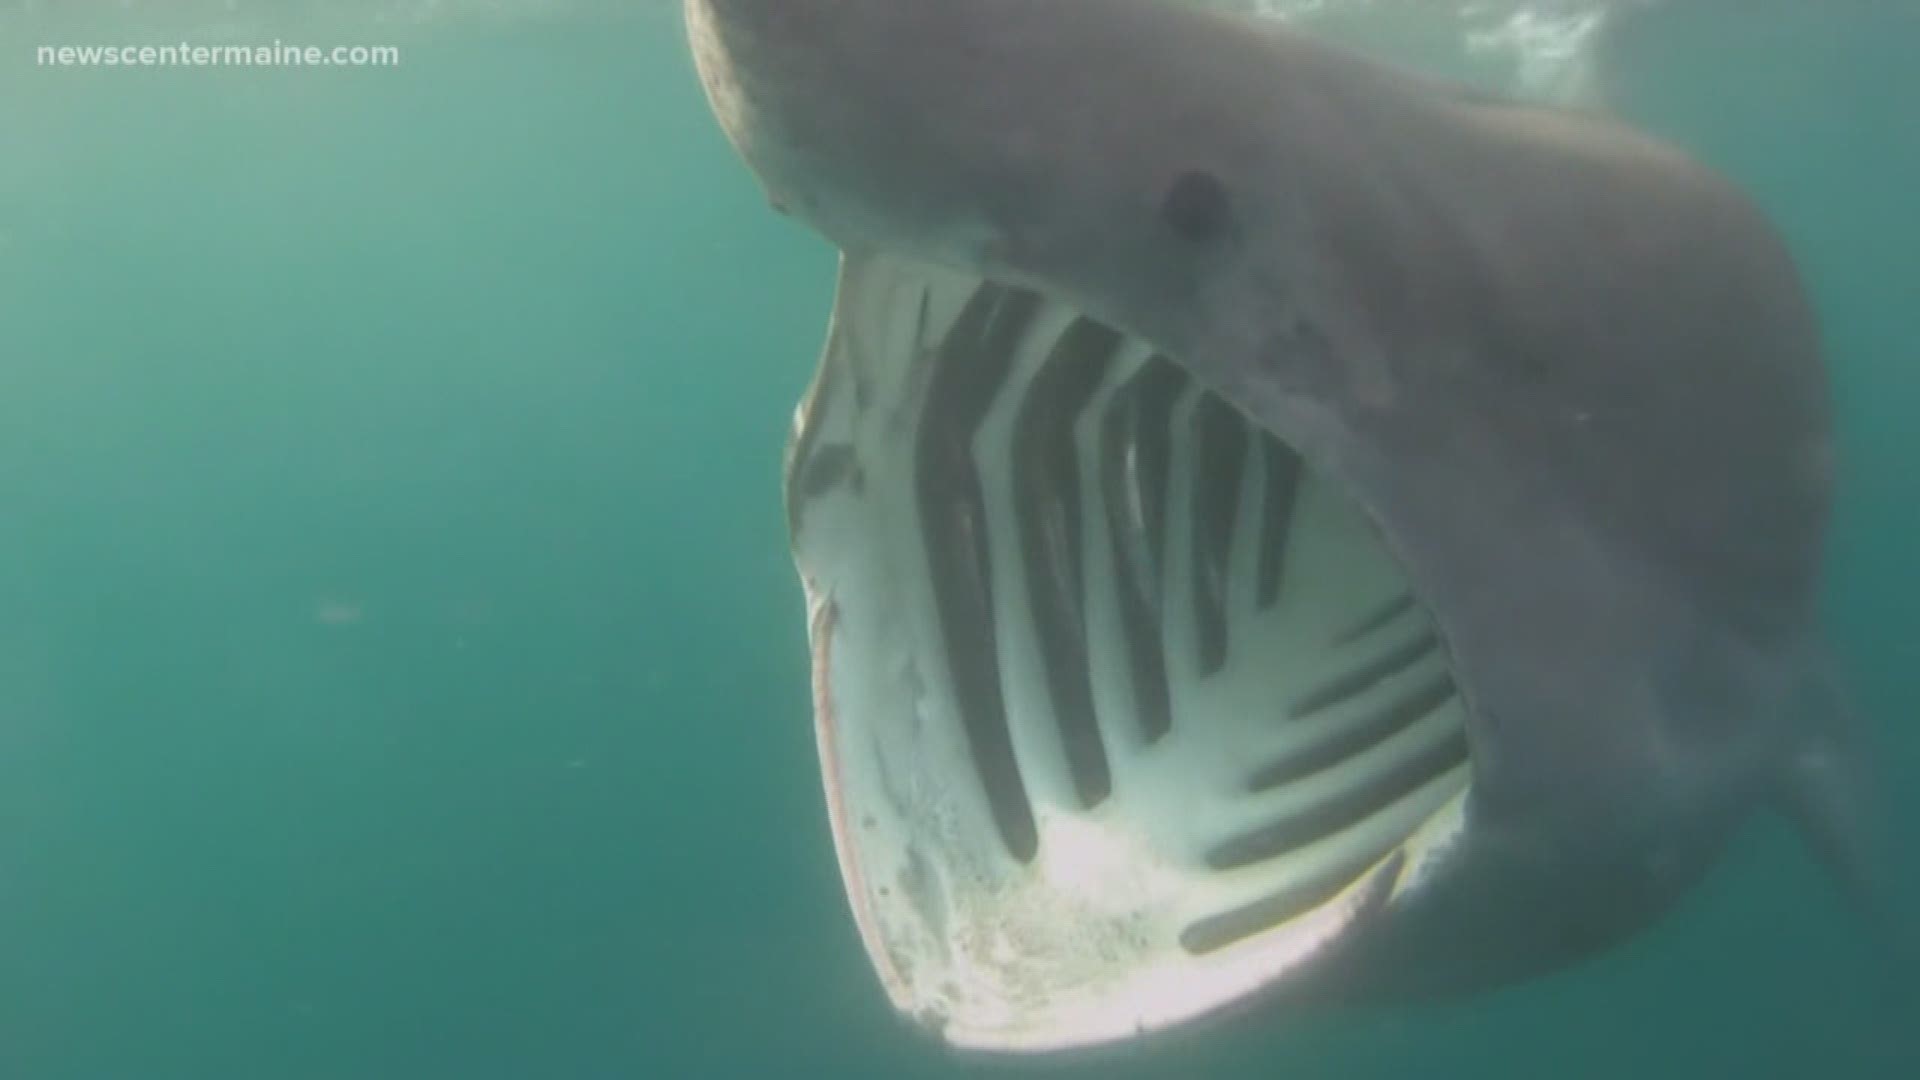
[786,254,1473,1053]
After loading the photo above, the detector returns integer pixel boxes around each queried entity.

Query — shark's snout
[685,0,1284,318]
[686,0,967,254]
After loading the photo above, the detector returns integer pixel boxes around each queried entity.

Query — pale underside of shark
[681,0,1884,1056]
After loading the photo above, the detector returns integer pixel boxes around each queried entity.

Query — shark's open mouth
[784,253,1473,1053]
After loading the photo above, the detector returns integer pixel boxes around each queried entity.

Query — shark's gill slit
[1256,440,1302,608]
[1334,591,1418,646]
[1208,729,1470,869]
[1012,320,1123,808]
[1099,359,1182,745]
[1289,631,1443,720]
[1180,850,1407,957]
[913,283,1044,863]
[1189,394,1248,678]
[789,258,1473,1043]
[1248,674,1457,791]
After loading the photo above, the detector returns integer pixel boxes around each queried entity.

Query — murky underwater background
[1,1,1915,1076]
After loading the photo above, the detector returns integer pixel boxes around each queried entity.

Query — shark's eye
[1162,169,1232,243]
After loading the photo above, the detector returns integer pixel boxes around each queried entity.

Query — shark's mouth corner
[786,253,1473,1054]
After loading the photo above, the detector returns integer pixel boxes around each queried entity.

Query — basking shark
[683,0,1882,1054]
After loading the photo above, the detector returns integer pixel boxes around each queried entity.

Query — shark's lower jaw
[785,253,1473,1054]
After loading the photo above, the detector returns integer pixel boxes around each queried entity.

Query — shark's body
[683,0,1879,1054]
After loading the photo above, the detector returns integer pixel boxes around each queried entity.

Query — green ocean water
[1,3,1914,1078]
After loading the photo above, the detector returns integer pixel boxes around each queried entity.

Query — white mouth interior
[785,253,1472,1053]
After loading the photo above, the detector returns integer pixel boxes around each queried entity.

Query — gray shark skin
[684,0,1879,1054]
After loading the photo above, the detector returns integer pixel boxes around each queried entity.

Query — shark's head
[687,0,1838,1057]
